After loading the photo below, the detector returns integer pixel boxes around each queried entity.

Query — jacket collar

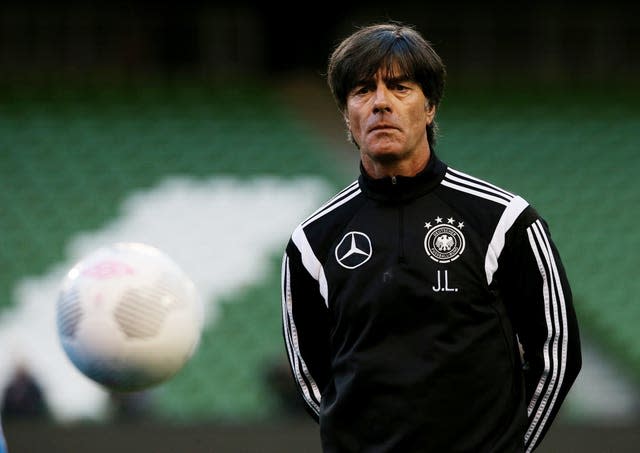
[358,151,447,202]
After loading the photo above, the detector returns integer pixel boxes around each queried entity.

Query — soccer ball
[56,242,204,392]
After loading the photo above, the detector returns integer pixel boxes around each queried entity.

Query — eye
[352,85,371,96]
[390,82,410,92]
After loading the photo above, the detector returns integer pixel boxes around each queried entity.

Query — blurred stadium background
[1,1,639,451]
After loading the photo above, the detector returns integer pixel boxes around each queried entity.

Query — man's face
[345,67,435,169]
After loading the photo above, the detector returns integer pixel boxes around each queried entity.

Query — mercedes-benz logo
[335,231,372,269]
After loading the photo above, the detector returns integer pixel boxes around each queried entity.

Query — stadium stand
[0,85,637,453]
[1,79,638,427]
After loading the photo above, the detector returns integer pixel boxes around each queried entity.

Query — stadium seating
[0,80,638,423]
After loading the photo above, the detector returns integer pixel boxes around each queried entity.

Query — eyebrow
[383,75,412,85]
[353,73,412,88]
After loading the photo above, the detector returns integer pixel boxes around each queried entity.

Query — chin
[365,146,405,164]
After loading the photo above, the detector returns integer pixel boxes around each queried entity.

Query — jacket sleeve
[500,207,582,452]
[281,231,332,422]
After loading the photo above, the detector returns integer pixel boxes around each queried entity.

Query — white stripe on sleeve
[524,220,569,452]
[281,254,322,416]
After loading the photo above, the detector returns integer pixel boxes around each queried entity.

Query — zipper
[391,175,405,263]
[398,205,406,263]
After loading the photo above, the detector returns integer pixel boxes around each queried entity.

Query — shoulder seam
[301,179,361,228]
[442,167,515,206]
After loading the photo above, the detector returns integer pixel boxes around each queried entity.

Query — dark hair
[327,22,446,149]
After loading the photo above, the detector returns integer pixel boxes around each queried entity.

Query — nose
[372,84,391,114]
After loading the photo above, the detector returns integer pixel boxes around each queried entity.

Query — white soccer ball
[56,242,204,392]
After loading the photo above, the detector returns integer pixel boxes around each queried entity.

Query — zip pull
[391,175,397,185]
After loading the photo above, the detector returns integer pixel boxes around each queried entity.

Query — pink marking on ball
[83,260,135,279]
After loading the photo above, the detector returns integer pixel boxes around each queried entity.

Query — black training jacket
[281,152,581,452]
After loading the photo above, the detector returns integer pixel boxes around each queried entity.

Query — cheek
[346,111,363,135]
[410,105,432,129]
[346,99,367,125]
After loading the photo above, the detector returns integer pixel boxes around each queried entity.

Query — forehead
[357,61,411,84]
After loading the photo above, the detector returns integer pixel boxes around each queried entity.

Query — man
[281,22,581,452]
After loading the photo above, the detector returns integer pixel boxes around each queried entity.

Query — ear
[425,101,436,125]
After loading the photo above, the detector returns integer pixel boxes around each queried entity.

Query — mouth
[368,124,398,133]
